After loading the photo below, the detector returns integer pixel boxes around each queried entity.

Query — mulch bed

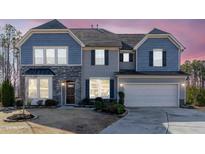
[4,113,38,122]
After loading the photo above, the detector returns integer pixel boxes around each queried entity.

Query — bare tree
[0,24,22,96]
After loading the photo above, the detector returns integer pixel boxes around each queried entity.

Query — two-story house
[17,20,187,107]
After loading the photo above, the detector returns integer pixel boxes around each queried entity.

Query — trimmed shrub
[45,99,58,106]
[94,101,104,110]
[118,91,125,105]
[94,101,125,114]
[116,104,126,114]
[95,97,103,103]
[15,98,24,107]
[80,98,94,106]
[1,80,15,107]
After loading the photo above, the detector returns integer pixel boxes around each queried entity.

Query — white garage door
[124,84,178,107]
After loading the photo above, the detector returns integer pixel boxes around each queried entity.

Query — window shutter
[120,53,123,62]
[149,51,153,66]
[85,80,90,98]
[163,51,167,67]
[110,79,114,99]
[129,53,133,62]
[105,50,109,65]
[91,50,95,65]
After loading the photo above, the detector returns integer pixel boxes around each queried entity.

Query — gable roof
[70,28,122,47]
[32,19,67,29]
[117,34,145,50]
[134,28,185,51]
[17,20,185,50]
[17,20,85,47]
[148,28,169,34]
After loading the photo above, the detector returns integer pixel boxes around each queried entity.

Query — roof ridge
[32,19,68,29]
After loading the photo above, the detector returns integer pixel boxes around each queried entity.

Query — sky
[0,19,204,64]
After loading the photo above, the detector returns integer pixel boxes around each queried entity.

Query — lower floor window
[90,79,110,98]
[28,77,51,99]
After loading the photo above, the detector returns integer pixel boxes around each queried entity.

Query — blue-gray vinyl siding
[119,51,136,71]
[137,38,180,71]
[21,33,81,65]
[81,50,119,99]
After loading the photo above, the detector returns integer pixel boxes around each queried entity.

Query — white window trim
[26,76,53,99]
[89,77,110,99]
[33,46,68,66]
[95,49,105,65]
[153,48,163,67]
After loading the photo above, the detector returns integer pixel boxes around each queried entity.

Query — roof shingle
[33,19,67,29]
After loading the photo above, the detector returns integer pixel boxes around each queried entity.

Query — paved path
[101,108,205,134]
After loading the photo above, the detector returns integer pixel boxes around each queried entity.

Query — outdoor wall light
[61,82,65,86]
[120,83,124,87]
[181,83,185,87]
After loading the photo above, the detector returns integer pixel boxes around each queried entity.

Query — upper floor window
[34,47,68,65]
[123,53,129,62]
[95,49,105,65]
[120,52,133,62]
[153,49,163,67]
[34,49,44,64]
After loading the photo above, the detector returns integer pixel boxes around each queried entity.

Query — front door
[66,81,75,104]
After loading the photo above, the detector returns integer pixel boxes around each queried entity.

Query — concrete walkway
[101,108,205,134]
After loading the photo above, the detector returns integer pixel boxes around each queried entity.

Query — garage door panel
[124,84,178,107]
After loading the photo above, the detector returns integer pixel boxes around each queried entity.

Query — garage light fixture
[120,83,124,87]
[181,83,185,87]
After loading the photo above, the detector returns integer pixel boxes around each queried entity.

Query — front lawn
[0,108,119,134]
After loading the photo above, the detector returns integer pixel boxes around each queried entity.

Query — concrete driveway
[101,108,205,134]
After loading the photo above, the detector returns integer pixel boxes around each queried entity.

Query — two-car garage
[123,84,179,107]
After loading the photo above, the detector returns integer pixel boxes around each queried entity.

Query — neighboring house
[17,20,187,107]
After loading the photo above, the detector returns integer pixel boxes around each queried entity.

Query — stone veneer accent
[20,66,81,104]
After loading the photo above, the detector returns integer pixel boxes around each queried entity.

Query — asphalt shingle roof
[117,34,145,50]
[70,28,122,47]
[31,20,172,48]
[24,68,55,75]
[33,19,67,29]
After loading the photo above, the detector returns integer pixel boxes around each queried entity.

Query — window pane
[153,50,163,66]
[95,50,105,65]
[34,49,44,64]
[57,48,67,64]
[40,79,49,98]
[90,79,110,98]
[123,53,129,62]
[46,49,55,64]
[28,79,37,98]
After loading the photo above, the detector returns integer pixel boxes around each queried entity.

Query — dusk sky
[0,19,204,64]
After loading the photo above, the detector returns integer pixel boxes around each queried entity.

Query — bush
[15,98,24,107]
[80,98,94,106]
[186,86,199,105]
[1,80,15,107]
[95,97,103,102]
[116,104,126,114]
[196,89,205,106]
[94,101,105,110]
[186,86,205,106]
[45,99,58,106]
[118,91,125,105]
[94,101,125,114]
